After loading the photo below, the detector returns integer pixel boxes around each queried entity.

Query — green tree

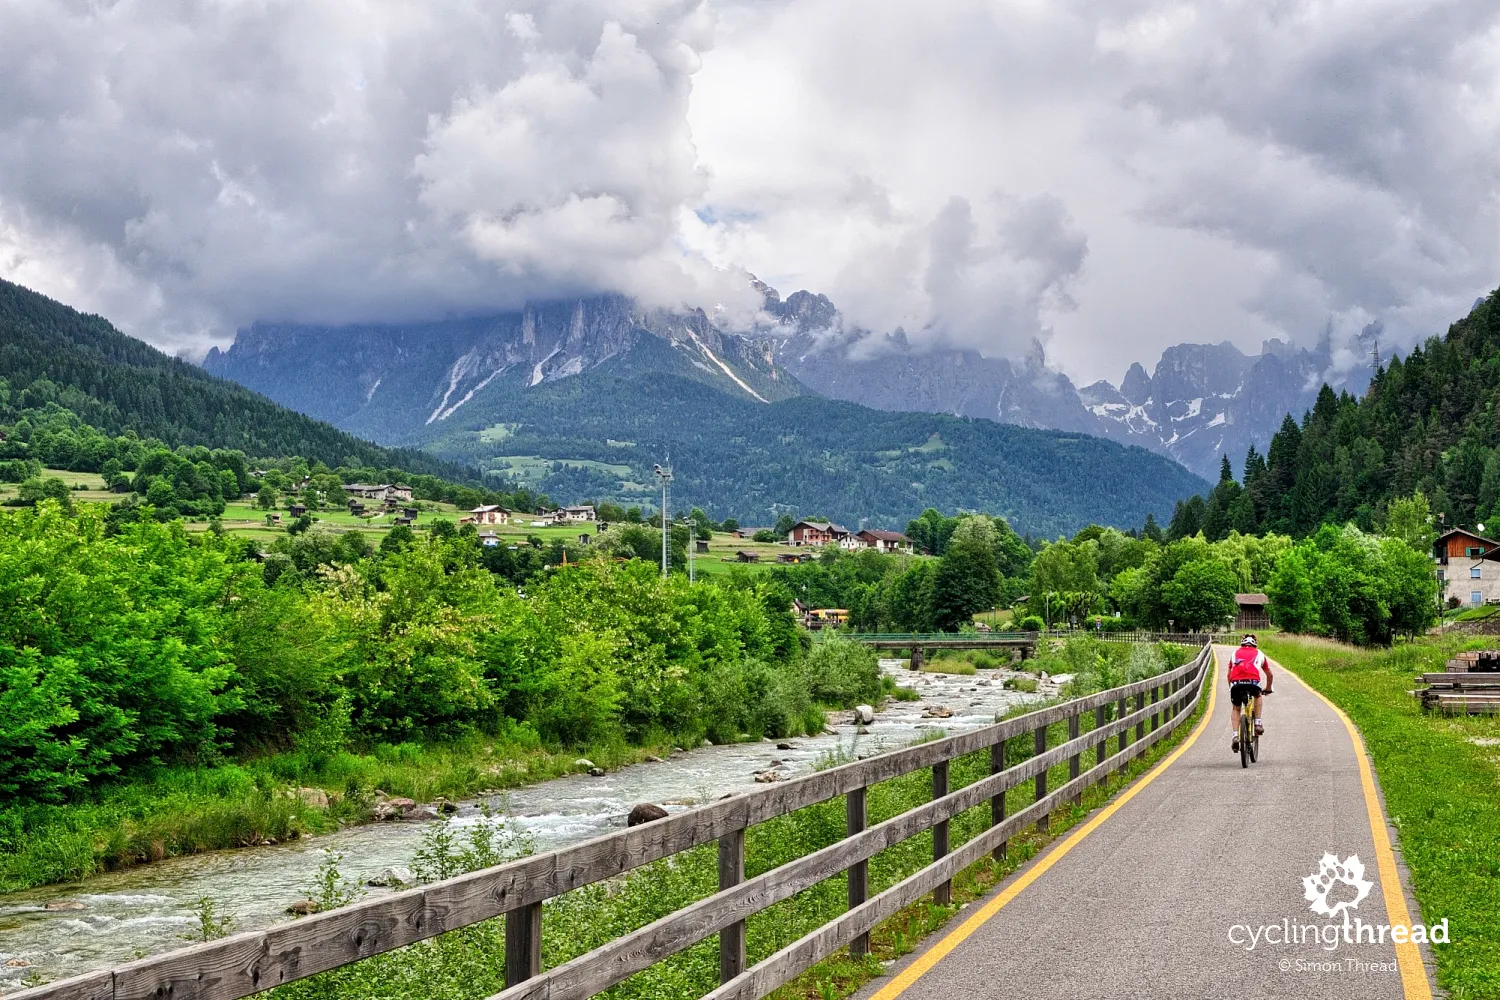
[1382,491,1437,555]
[930,529,999,631]
[1161,558,1238,631]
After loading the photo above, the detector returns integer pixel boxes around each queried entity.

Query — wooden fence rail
[19,647,1212,1000]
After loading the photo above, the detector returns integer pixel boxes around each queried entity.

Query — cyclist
[1228,634,1274,753]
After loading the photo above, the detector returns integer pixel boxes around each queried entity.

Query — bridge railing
[850,630,1230,646]
[19,647,1213,1000]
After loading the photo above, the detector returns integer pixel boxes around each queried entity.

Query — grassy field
[0,467,119,503]
[1263,635,1500,1000]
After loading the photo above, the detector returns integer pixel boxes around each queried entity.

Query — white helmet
[1241,634,1258,647]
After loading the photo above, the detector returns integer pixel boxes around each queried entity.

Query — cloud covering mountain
[2,0,1498,384]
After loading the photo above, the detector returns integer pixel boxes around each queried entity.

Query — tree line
[1165,284,1500,541]
[0,500,885,808]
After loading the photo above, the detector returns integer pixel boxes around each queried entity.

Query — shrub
[803,636,882,706]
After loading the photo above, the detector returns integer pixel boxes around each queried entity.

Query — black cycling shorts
[1230,682,1262,707]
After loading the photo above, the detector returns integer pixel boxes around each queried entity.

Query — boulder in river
[5,958,31,967]
[573,758,596,770]
[434,799,458,815]
[286,899,321,916]
[776,742,795,751]
[922,706,955,719]
[627,804,669,826]
[754,771,781,783]
[404,804,440,821]
[588,767,607,777]
[367,866,414,887]
[644,755,665,763]
[44,900,86,911]
[853,704,875,725]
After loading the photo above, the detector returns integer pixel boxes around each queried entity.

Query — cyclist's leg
[1253,694,1264,734]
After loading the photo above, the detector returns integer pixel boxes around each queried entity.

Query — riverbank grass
[0,736,663,894]
[1264,636,1500,1000]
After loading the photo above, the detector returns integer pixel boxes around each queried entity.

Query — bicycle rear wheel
[1240,714,1250,768]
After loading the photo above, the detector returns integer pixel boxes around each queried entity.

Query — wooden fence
[20,646,1213,1000]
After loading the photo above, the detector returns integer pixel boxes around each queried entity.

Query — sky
[2,0,1498,385]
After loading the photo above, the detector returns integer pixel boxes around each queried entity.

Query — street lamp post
[653,463,673,578]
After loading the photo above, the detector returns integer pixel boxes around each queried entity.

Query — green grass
[0,736,666,894]
[1264,636,1500,1000]
[919,660,976,675]
[250,659,1209,1000]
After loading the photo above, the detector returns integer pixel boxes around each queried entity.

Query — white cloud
[0,0,1498,381]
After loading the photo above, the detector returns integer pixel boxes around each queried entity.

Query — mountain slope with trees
[0,278,461,477]
[1162,284,1500,539]
[406,357,1209,537]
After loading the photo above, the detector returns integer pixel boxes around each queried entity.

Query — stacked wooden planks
[1414,650,1500,714]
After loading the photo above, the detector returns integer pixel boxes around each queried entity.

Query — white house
[552,505,597,524]
[1433,528,1500,606]
[344,483,414,503]
[471,505,512,526]
[857,529,914,554]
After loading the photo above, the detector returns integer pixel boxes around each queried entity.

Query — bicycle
[1238,689,1271,768]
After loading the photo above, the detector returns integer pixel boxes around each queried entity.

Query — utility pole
[653,463,673,578]
[1370,335,1381,375]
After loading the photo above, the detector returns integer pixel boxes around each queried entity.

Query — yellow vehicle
[805,608,849,629]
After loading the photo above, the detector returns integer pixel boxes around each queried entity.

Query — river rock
[435,799,459,815]
[627,803,669,826]
[776,742,795,751]
[296,786,329,808]
[588,767,606,777]
[5,958,31,967]
[367,866,414,887]
[922,706,954,719]
[573,758,596,770]
[286,899,321,915]
[644,755,665,763]
[44,900,86,911]
[754,771,781,783]
[853,704,875,725]
[404,804,440,821]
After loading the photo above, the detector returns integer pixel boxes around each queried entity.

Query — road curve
[855,646,1433,1000]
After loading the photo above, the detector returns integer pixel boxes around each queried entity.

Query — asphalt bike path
[855,646,1434,1000]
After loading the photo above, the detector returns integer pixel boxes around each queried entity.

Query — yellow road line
[868,652,1219,1000]
[1276,661,1434,1000]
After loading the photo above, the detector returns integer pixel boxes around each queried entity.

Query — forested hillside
[0,279,461,477]
[409,360,1209,537]
[1165,284,1500,538]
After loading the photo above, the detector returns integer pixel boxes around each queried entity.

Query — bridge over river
[18,646,1434,1000]
[849,630,1226,669]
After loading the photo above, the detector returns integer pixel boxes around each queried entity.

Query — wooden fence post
[1095,704,1107,766]
[932,760,951,905]
[990,738,1007,860]
[718,828,747,982]
[846,787,869,958]
[1068,712,1081,805]
[1135,692,1147,745]
[504,902,543,988]
[1151,685,1161,731]
[1034,725,1049,834]
[1117,696,1128,754]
